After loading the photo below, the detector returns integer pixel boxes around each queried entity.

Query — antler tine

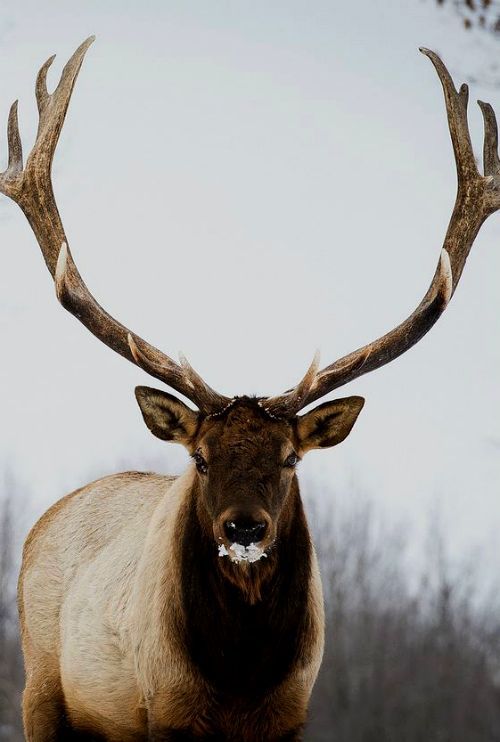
[263,351,320,419]
[264,49,499,415]
[302,250,453,405]
[0,100,24,201]
[178,353,232,412]
[7,101,23,175]
[31,38,95,166]
[419,48,478,183]
[55,238,229,413]
[478,100,500,200]
[0,37,97,275]
[127,335,229,413]
[0,39,231,415]
[35,54,55,116]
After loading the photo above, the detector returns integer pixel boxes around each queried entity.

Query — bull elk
[1,36,498,741]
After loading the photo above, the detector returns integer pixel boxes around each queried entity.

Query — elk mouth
[218,541,268,564]
[213,510,276,603]
[214,511,273,564]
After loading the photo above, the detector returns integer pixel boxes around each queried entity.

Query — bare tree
[435,0,500,35]
[2,474,500,740]
[430,1,500,85]
[307,494,500,741]
[0,489,23,742]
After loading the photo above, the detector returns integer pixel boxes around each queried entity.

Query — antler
[264,48,500,419]
[0,37,231,415]
[3,42,497,420]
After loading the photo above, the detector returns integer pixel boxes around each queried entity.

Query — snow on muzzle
[214,508,274,564]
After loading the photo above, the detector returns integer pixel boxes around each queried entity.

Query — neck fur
[177,475,313,697]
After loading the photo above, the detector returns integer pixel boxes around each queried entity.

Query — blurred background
[1,1,499,739]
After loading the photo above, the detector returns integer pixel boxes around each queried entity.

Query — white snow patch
[218,542,267,564]
[218,543,229,557]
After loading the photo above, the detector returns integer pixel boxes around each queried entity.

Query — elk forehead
[197,399,296,465]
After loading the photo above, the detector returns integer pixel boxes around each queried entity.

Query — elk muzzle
[214,508,274,564]
[224,517,267,546]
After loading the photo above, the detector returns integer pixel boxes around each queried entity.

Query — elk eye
[284,452,299,468]
[193,451,208,474]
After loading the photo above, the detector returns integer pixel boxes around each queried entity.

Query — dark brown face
[135,388,364,565]
[192,402,299,563]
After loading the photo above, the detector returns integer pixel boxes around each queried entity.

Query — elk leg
[22,668,105,741]
[22,670,68,741]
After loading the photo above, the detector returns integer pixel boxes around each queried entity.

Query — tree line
[1,480,499,741]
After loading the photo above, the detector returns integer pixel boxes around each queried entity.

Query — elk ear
[134,386,199,447]
[296,396,365,452]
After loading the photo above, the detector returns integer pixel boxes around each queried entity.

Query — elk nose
[224,519,267,547]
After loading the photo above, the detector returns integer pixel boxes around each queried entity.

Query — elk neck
[175,473,314,701]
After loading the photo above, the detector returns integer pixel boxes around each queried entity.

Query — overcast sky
[0,0,498,568]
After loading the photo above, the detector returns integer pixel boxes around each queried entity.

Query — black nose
[224,519,267,547]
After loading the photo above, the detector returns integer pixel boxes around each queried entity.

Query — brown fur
[19,397,357,740]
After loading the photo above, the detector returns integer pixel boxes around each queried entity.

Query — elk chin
[217,541,268,564]
[213,521,277,605]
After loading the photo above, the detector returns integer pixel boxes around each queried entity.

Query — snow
[218,541,268,564]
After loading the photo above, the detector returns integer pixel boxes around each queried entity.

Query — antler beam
[264,48,500,418]
[0,38,230,415]
[2,41,497,420]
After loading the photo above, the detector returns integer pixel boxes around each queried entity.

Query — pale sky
[0,0,499,570]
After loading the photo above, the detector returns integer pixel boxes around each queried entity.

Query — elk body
[1,38,499,741]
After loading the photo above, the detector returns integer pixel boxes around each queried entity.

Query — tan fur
[19,468,324,740]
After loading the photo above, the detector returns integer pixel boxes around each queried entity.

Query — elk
[1,36,498,741]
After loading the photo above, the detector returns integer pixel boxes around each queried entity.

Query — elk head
[1,39,499,587]
[135,386,364,567]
